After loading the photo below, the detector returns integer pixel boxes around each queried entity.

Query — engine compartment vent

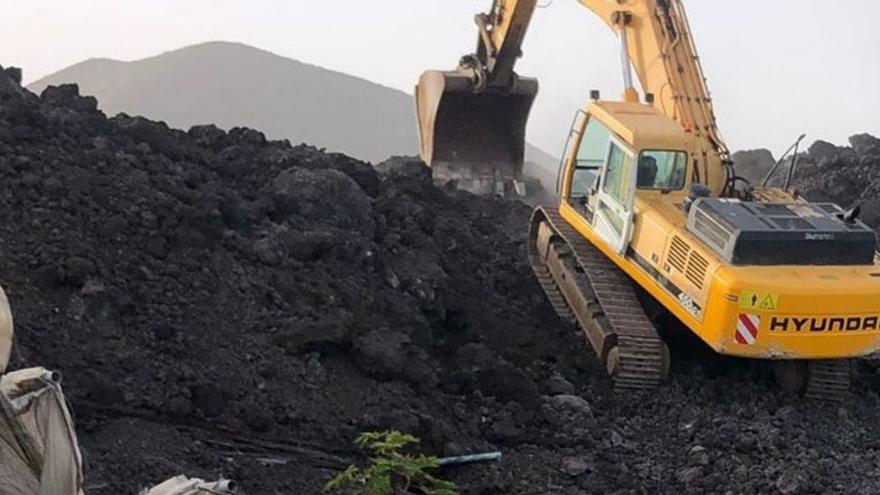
[668,236,690,273]
[686,252,709,289]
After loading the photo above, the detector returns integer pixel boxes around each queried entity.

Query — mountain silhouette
[29,41,557,183]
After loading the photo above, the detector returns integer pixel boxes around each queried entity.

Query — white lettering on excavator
[677,293,702,318]
[769,316,880,332]
[805,233,835,241]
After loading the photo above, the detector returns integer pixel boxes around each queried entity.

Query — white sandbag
[0,367,83,495]
[0,285,13,373]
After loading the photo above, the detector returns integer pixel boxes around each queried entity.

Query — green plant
[325,431,459,495]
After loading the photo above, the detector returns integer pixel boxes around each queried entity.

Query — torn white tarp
[0,285,13,373]
[0,367,83,495]
[142,476,239,495]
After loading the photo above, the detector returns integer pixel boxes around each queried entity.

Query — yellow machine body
[559,101,880,360]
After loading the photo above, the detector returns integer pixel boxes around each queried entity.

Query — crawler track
[805,360,851,402]
[528,207,669,389]
[775,359,852,402]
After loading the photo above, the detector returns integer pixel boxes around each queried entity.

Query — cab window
[570,118,612,197]
[602,142,635,204]
[637,150,688,190]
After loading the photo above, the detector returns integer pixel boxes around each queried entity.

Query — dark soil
[4,64,880,495]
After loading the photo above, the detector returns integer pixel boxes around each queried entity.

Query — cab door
[593,137,637,255]
[562,113,610,220]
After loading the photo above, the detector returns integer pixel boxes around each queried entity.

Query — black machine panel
[687,198,877,266]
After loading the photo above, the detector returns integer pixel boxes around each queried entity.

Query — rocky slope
[733,134,880,227]
[4,64,880,494]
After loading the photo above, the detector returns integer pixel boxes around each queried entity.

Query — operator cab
[559,101,694,254]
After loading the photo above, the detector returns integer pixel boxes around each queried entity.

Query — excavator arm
[416,0,731,195]
[472,0,537,90]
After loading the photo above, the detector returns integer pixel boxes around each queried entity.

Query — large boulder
[850,133,880,158]
[808,140,840,162]
[269,167,374,237]
[731,149,775,183]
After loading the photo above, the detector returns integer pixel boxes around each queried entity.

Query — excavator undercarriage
[529,207,670,389]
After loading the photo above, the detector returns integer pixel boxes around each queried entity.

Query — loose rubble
[4,64,880,494]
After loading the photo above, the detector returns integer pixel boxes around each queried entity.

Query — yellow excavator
[416,0,880,400]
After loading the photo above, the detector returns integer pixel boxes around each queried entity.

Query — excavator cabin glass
[602,142,635,205]
[570,117,612,198]
[637,150,687,191]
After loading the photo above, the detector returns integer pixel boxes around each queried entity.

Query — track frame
[529,207,670,389]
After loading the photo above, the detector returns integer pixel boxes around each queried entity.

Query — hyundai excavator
[415,0,880,400]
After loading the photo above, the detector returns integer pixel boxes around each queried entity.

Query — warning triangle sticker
[739,290,780,312]
[759,294,777,310]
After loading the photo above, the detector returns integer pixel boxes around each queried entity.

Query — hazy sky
[2,0,879,157]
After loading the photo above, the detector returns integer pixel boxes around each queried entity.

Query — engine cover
[687,198,876,266]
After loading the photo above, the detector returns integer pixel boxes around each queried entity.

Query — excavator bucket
[415,70,538,195]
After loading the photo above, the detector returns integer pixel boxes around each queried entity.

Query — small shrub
[325,431,459,495]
